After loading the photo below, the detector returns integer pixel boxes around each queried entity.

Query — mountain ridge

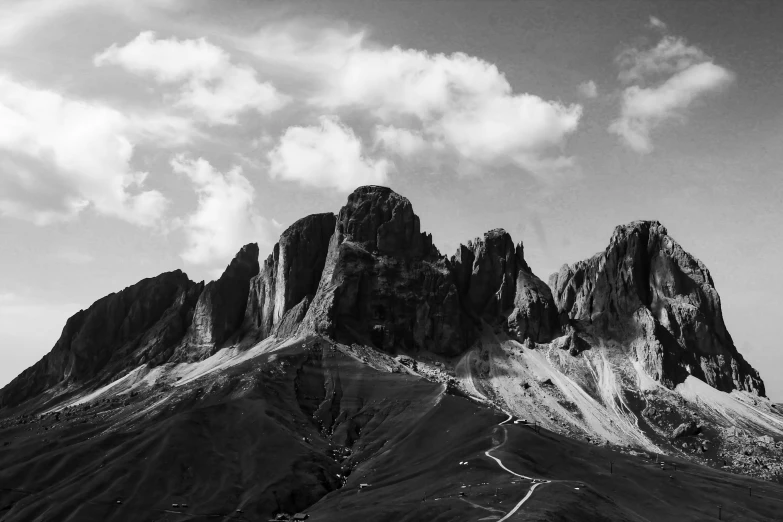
[0,186,766,409]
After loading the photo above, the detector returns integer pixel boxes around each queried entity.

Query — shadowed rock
[453,228,558,343]
[175,243,259,360]
[0,270,202,408]
[673,420,700,439]
[301,186,467,355]
[335,185,435,259]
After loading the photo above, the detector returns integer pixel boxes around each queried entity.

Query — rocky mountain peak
[336,185,435,259]
[299,186,466,354]
[608,220,668,247]
[452,228,558,342]
[174,243,260,361]
[224,243,260,279]
[0,270,203,408]
[453,228,518,318]
[550,220,764,395]
[242,213,337,341]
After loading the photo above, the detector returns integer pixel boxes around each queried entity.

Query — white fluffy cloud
[268,116,389,192]
[248,26,581,177]
[95,31,288,125]
[610,29,734,153]
[172,155,275,266]
[611,63,733,153]
[0,74,171,226]
[616,35,710,85]
[374,125,431,157]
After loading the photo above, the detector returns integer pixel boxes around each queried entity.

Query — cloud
[268,115,390,192]
[610,63,734,153]
[0,0,183,47]
[0,74,173,226]
[374,125,431,156]
[578,80,598,99]
[0,0,93,47]
[246,25,581,178]
[610,32,734,153]
[95,31,289,125]
[172,155,275,266]
[648,16,667,32]
[616,35,710,85]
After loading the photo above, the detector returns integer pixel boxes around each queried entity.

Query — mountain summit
[550,220,764,395]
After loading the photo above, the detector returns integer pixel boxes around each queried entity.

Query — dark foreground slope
[1,337,781,522]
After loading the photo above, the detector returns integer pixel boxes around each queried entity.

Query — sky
[0,0,781,400]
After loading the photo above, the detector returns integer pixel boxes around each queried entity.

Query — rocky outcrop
[0,270,202,408]
[242,214,336,341]
[301,186,468,355]
[673,420,700,439]
[454,229,517,319]
[335,185,434,259]
[242,246,278,341]
[175,244,259,360]
[550,220,765,395]
[553,327,591,356]
[453,229,558,343]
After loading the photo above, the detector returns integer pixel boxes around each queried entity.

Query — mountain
[549,220,764,395]
[1,186,781,522]
[0,270,204,408]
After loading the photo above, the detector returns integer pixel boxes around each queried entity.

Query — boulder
[556,328,590,356]
[672,420,700,439]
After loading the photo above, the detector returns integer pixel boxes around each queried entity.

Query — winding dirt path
[483,414,552,521]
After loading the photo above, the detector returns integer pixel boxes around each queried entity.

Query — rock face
[335,185,434,259]
[453,229,517,319]
[175,244,259,360]
[301,186,468,355]
[0,271,203,408]
[453,229,558,343]
[242,214,336,341]
[550,220,765,395]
